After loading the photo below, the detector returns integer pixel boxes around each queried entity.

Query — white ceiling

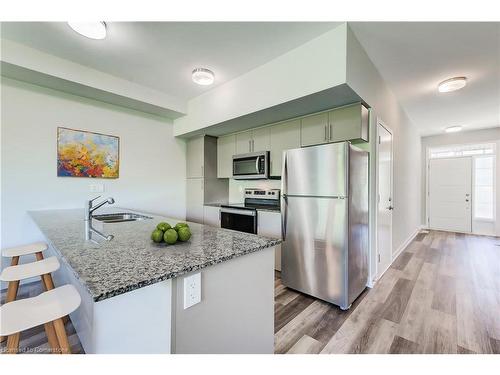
[350,22,500,136]
[0,22,339,101]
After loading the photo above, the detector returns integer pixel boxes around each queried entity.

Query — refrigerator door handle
[281,152,288,240]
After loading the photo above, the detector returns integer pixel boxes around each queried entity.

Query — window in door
[473,155,495,221]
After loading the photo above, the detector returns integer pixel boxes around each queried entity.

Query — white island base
[51,246,275,354]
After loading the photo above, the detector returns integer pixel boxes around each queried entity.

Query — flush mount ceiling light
[445,126,463,133]
[438,77,467,93]
[67,22,107,40]
[192,68,215,85]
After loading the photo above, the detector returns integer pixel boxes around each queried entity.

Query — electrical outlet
[183,272,201,309]
[90,184,104,193]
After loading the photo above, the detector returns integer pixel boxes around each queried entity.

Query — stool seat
[0,285,81,337]
[0,256,60,282]
[2,242,48,257]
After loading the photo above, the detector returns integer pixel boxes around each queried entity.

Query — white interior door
[377,123,393,278]
[429,157,472,232]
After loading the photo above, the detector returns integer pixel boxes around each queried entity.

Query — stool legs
[52,319,71,354]
[34,251,63,353]
[6,333,20,354]
[1,256,20,343]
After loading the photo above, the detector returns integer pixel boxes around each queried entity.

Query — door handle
[387,206,394,210]
[281,153,288,240]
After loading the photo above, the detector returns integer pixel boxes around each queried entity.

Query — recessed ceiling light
[192,68,215,86]
[438,77,467,93]
[445,126,463,133]
[67,22,107,40]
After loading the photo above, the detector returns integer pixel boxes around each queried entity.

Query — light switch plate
[90,184,104,193]
[183,272,201,309]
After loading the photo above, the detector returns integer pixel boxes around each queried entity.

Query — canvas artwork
[57,127,119,178]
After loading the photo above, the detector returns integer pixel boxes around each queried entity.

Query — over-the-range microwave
[232,151,269,180]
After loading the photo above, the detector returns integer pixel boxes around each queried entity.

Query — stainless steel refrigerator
[281,141,369,310]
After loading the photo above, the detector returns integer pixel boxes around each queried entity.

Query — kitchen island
[28,208,279,354]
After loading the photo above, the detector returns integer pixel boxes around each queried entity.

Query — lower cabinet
[203,205,221,227]
[257,211,282,271]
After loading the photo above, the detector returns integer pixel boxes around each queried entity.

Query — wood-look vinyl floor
[275,230,500,354]
[2,230,499,354]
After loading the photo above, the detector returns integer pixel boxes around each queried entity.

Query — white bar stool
[0,284,81,354]
[1,242,51,343]
[1,256,62,352]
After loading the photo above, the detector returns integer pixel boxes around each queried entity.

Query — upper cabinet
[252,127,271,152]
[300,103,368,147]
[235,128,270,154]
[215,103,369,179]
[235,130,253,154]
[300,112,329,147]
[269,119,300,177]
[329,103,369,143]
[186,136,204,178]
[217,134,236,179]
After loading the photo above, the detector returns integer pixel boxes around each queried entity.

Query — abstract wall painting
[57,127,119,178]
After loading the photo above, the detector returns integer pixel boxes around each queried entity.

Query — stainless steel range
[220,188,280,234]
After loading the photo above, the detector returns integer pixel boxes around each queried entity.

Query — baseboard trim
[392,226,422,261]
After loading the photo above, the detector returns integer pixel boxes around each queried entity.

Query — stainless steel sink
[92,212,153,223]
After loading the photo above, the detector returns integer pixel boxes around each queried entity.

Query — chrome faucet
[85,196,115,221]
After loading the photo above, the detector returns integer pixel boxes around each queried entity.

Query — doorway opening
[376,121,393,279]
[426,143,496,235]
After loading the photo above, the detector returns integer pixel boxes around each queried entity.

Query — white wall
[1,78,187,259]
[345,26,422,281]
[174,24,348,136]
[421,127,500,236]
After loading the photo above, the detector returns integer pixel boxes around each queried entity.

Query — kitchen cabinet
[300,112,329,147]
[235,128,271,154]
[186,178,204,223]
[328,103,369,143]
[257,211,282,271]
[217,134,235,179]
[186,136,204,178]
[235,130,253,154]
[186,136,228,224]
[300,104,369,147]
[203,205,221,227]
[252,127,270,152]
[269,119,300,177]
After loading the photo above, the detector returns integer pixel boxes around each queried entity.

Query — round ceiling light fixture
[192,68,215,85]
[67,22,107,40]
[438,77,467,93]
[445,125,463,133]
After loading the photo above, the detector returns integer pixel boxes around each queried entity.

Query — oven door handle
[220,207,257,217]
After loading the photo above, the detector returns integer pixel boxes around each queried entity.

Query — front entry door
[429,157,472,232]
[377,122,393,279]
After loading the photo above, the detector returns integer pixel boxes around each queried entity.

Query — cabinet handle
[329,123,332,141]
[252,139,255,152]
[248,139,252,152]
[324,125,327,141]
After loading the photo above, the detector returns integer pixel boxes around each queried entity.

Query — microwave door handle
[255,156,260,174]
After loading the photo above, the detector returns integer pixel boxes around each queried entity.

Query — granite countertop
[28,207,281,302]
